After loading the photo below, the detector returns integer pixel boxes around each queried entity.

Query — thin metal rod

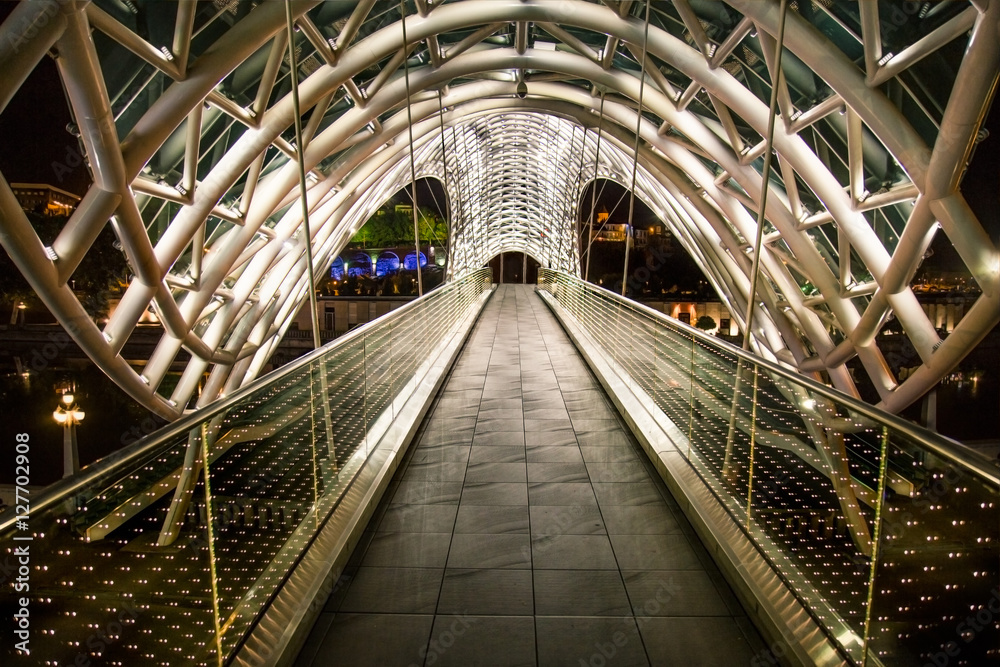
[621,0,650,297]
[401,0,424,296]
[284,0,322,350]
[565,125,585,273]
[723,0,788,478]
[745,368,759,526]
[437,91,453,278]
[585,92,605,283]
[584,186,633,267]
[741,0,788,351]
[860,425,891,666]
[197,419,224,666]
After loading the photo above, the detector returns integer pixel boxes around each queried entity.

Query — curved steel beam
[0,0,994,420]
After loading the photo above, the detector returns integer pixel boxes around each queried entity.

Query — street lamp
[53,392,84,478]
[10,301,26,326]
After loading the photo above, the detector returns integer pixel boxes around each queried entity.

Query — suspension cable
[568,124,587,273]
[586,185,631,258]
[584,91,605,282]
[721,0,789,481]
[741,0,789,351]
[622,0,651,297]
[437,89,454,278]
[284,0,322,349]
[400,0,424,296]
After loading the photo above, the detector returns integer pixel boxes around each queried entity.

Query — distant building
[587,207,663,247]
[656,301,737,336]
[11,183,80,216]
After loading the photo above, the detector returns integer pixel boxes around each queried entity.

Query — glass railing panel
[1,433,221,665]
[202,337,374,659]
[535,268,1000,666]
[688,340,753,526]
[652,325,697,456]
[866,432,1000,666]
[327,340,367,467]
[648,319,686,433]
[68,430,195,534]
[364,323,394,449]
[745,383,881,662]
[625,310,658,400]
[1,269,491,666]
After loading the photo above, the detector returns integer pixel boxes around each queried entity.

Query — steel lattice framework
[445,112,586,276]
[0,0,997,420]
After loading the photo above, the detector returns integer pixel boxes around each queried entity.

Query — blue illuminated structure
[403,252,427,271]
[374,251,400,276]
[347,252,372,277]
[329,257,344,281]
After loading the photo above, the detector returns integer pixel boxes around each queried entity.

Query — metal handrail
[0,269,492,533]
[537,269,1000,487]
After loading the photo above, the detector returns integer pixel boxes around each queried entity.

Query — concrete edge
[537,288,848,667]
[234,285,496,667]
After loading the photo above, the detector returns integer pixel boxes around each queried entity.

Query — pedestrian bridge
[2,270,997,667]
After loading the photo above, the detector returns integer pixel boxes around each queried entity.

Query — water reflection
[0,366,164,488]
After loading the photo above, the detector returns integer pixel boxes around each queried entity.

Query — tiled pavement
[296,285,767,666]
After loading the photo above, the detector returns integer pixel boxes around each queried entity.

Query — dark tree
[695,315,717,331]
[0,211,127,322]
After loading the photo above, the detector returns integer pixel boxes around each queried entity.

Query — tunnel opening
[486,252,541,284]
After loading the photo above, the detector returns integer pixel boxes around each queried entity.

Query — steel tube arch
[0,0,995,420]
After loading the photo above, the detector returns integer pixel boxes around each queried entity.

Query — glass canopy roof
[0,0,995,419]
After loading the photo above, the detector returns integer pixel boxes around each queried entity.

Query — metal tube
[254,30,289,116]
[401,1,424,296]
[333,0,378,57]
[182,104,203,199]
[284,0,322,349]
[0,1,68,111]
[172,0,197,77]
[85,4,182,80]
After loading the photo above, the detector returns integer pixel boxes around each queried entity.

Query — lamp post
[10,301,26,326]
[53,392,84,478]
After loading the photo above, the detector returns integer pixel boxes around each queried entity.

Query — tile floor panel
[536,616,649,666]
[453,504,530,534]
[296,285,765,667]
[437,568,534,615]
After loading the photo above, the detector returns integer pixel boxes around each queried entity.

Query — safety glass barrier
[0,269,491,666]
[537,268,999,666]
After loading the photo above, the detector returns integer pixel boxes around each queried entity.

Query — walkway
[295,285,766,666]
